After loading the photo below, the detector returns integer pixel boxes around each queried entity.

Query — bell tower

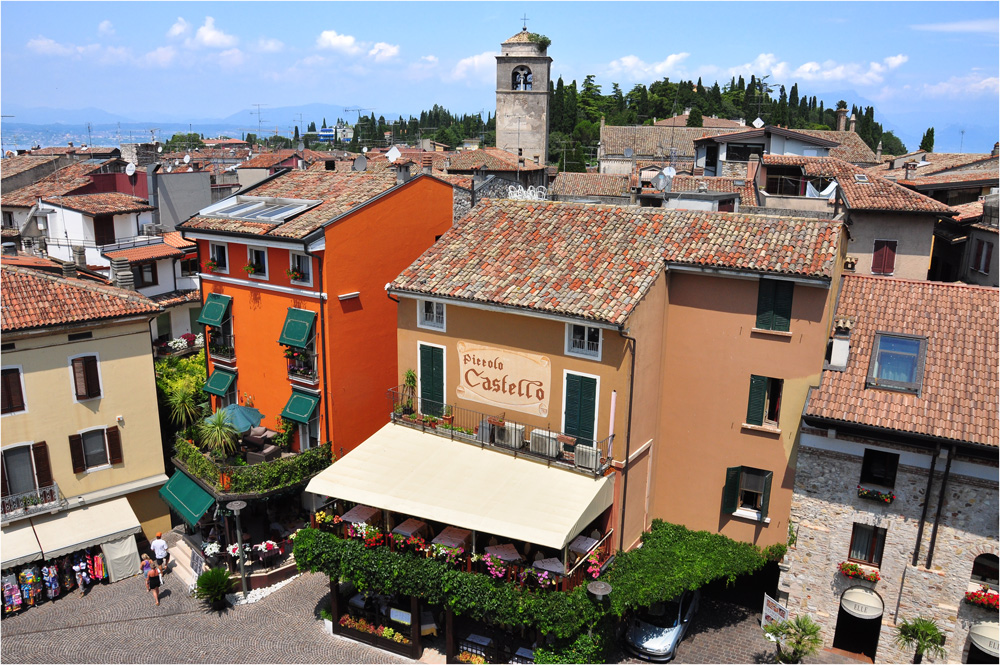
[495,27,552,166]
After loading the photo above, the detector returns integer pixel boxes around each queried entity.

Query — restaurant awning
[305,423,616,550]
[1,521,43,569]
[196,293,232,327]
[203,368,236,397]
[281,390,321,424]
[277,308,316,348]
[30,496,142,560]
[970,622,1000,657]
[159,471,216,526]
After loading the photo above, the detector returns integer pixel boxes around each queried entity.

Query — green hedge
[174,438,333,494]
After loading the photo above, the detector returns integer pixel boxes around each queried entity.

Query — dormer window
[866,333,927,394]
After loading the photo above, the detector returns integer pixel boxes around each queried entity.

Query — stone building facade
[495,28,551,167]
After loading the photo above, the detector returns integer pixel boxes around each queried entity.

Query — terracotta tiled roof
[102,242,184,263]
[600,126,734,158]
[762,155,952,214]
[29,146,118,156]
[239,150,300,169]
[43,193,155,216]
[0,155,63,180]
[668,175,757,203]
[866,152,995,176]
[432,174,473,190]
[1,159,114,207]
[550,172,630,198]
[1,265,161,332]
[503,28,537,44]
[971,223,999,235]
[149,288,201,307]
[792,130,878,164]
[805,275,998,447]
[654,115,743,128]
[1,229,20,239]
[898,168,999,188]
[161,231,197,251]
[950,201,984,223]
[391,199,840,325]
[446,148,546,172]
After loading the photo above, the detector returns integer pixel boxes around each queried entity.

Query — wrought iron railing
[208,334,236,361]
[287,356,318,382]
[1,483,66,519]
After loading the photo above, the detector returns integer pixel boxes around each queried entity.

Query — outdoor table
[432,526,471,549]
[569,535,599,556]
[533,557,565,575]
[466,633,493,648]
[341,504,380,525]
[484,543,523,562]
[392,518,428,539]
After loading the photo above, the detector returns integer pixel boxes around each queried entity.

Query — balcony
[207,334,236,362]
[286,353,319,385]
[1,483,67,522]
[386,387,612,478]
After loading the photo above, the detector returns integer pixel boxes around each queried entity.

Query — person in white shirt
[150,532,170,574]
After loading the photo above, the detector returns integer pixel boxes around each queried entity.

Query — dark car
[623,589,700,662]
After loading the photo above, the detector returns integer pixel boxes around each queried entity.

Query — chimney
[992,142,999,157]
[2,242,18,257]
[111,258,134,290]
[829,315,856,370]
[849,113,856,133]
[421,153,433,175]
[876,141,882,162]
[835,108,848,132]
[61,260,77,279]
[72,245,87,268]
[904,162,917,180]
[394,162,412,186]
[67,141,74,148]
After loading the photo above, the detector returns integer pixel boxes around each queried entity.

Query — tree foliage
[880,131,907,156]
[764,615,823,663]
[164,132,205,151]
[895,617,947,664]
[919,127,935,153]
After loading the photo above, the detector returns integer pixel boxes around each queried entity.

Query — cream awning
[970,621,1000,657]
[31,497,142,560]
[306,423,616,550]
[1,521,43,569]
[840,586,884,619]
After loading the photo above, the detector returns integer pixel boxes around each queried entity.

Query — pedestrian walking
[151,532,170,575]
[146,564,161,606]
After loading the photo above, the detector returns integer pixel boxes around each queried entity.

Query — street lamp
[226,500,248,598]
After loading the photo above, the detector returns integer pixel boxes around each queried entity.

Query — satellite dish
[157,146,163,153]
[624,147,634,158]
[752,117,765,129]
[183,154,191,164]
[297,141,305,151]
[664,166,676,177]
[386,146,401,163]
[125,162,136,177]
[652,173,667,191]
[165,166,173,173]
[352,155,368,172]
[362,147,369,154]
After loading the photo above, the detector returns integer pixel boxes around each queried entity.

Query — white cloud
[368,41,399,62]
[405,54,440,81]
[98,20,114,37]
[421,55,438,65]
[27,36,74,56]
[167,17,190,39]
[911,19,999,33]
[316,29,361,55]
[921,74,1000,97]
[218,48,245,68]
[143,45,177,68]
[298,54,327,67]
[452,51,497,83]
[256,38,284,53]
[884,54,908,70]
[729,53,910,87]
[189,17,238,49]
[606,52,691,81]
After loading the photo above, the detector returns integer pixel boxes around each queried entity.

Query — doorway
[832,586,883,662]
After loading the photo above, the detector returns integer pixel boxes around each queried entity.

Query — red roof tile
[898,168,999,188]
[805,275,998,447]
[867,152,995,177]
[161,231,197,251]
[655,115,743,128]
[102,242,184,263]
[446,148,546,172]
[551,172,630,198]
[950,201,984,222]
[149,288,201,307]
[43,193,155,216]
[2,159,114,207]
[0,155,63,180]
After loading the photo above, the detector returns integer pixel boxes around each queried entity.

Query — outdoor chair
[247,444,279,465]
[244,426,278,448]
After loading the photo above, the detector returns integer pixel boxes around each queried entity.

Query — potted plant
[895,617,947,663]
[442,406,454,425]
[487,415,505,427]
[763,615,822,663]
[839,561,880,583]
[202,541,221,566]
[964,585,1000,610]
[203,259,219,273]
[402,369,417,414]
[320,608,334,635]
[193,566,233,611]
[286,267,305,281]
[556,433,577,446]
[243,264,258,276]
[857,485,895,504]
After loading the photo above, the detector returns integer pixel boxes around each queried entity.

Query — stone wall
[781,438,998,664]
[721,160,749,178]
[452,186,471,224]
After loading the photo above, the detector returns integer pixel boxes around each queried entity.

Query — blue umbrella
[216,404,263,433]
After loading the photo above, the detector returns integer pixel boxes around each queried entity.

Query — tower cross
[520,14,529,29]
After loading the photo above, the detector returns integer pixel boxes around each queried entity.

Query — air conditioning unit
[141,223,157,236]
[495,422,525,450]
[529,429,559,458]
[575,444,599,471]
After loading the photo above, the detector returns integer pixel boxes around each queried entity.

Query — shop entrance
[832,586,884,662]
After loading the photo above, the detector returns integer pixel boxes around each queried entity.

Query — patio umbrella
[217,404,263,433]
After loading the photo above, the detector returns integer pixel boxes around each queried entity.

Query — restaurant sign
[456,341,551,416]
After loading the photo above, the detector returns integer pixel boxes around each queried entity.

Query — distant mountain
[1,104,135,125]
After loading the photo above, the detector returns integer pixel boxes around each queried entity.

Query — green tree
[164,132,205,151]
[197,411,240,459]
[166,378,205,433]
[919,127,935,152]
[895,617,947,664]
[579,75,603,124]
[307,121,317,132]
[764,616,823,664]
[293,126,300,141]
[686,108,703,127]
[880,131,907,156]
[322,117,327,128]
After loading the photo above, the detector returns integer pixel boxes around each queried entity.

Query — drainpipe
[925,445,953,568]
[617,329,637,552]
[304,245,331,446]
[911,443,941,566]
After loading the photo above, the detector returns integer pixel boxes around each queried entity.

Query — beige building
[1,260,169,579]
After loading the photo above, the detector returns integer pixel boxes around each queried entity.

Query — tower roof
[503,27,535,44]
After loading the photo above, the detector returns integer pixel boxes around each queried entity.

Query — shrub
[193,567,233,606]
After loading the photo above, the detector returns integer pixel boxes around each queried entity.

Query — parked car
[623,589,700,662]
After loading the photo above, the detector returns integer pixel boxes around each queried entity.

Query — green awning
[159,471,215,526]
[277,308,317,348]
[281,390,321,424]
[203,369,236,396]
[196,293,232,327]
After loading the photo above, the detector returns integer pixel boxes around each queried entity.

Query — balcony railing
[287,356,318,383]
[1,483,66,520]
[387,387,612,478]
[208,334,236,362]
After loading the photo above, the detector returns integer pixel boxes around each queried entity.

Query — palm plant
[197,410,240,458]
[193,566,233,610]
[166,378,203,432]
[764,615,823,663]
[895,617,947,664]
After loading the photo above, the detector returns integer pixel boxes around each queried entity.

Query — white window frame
[209,242,229,274]
[288,252,313,287]
[78,426,111,473]
[1,364,28,417]
[560,369,601,443]
[298,413,320,451]
[247,246,268,279]
[416,300,446,332]
[731,467,773,524]
[1,441,38,494]
[67,351,104,403]
[565,323,603,361]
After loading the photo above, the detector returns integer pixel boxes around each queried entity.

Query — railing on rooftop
[1,483,67,520]
[208,334,236,362]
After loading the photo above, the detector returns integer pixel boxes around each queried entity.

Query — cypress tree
[919,127,935,152]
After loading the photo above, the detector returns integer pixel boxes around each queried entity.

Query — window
[247,247,267,278]
[180,257,199,277]
[70,355,102,400]
[871,240,897,275]
[68,331,92,341]
[417,300,446,331]
[746,375,782,428]
[131,262,158,287]
[849,523,886,566]
[566,324,602,360]
[722,466,773,520]
[866,333,927,394]
[288,252,311,284]
[209,243,228,272]
[971,239,994,275]
[93,215,115,246]
[860,449,899,488]
[726,143,765,162]
[512,66,532,91]
[2,211,15,229]
[2,445,36,495]
[755,278,793,332]
[299,415,320,451]
[971,554,999,590]
[68,426,122,473]
[1,367,26,414]
[155,313,172,341]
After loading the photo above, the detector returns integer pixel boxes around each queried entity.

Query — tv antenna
[147,128,161,143]
[250,104,268,140]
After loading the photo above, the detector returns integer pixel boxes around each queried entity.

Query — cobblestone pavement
[0,569,409,664]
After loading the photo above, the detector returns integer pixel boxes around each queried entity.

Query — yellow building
[1,259,170,579]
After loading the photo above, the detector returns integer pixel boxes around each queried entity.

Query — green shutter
[772,281,793,332]
[203,369,236,396]
[281,390,320,424]
[197,293,232,327]
[564,374,596,444]
[746,375,767,426]
[722,466,741,514]
[277,308,317,348]
[189,307,202,336]
[755,279,775,330]
[419,345,444,417]
[760,471,773,520]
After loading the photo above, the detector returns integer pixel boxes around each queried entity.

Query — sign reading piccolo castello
[456,341,551,416]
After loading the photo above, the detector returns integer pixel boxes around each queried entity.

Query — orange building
[179,168,455,456]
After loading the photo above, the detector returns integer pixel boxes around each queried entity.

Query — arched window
[971,553,999,590]
[512,66,532,91]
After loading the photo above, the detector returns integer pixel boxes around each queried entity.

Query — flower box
[487,416,505,427]
[556,434,577,446]
[839,561,880,583]
[857,485,895,504]
[965,585,1000,610]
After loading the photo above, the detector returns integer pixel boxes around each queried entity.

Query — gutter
[801,413,996,458]
[616,327,637,552]
[304,243,331,446]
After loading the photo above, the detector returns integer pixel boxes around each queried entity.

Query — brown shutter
[882,241,897,274]
[106,426,123,464]
[871,241,887,274]
[32,441,53,488]
[72,358,88,399]
[69,434,86,473]
[1,454,8,498]
[0,368,22,413]
[84,356,101,398]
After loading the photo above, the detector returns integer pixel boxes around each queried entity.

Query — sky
[1,1,998,152]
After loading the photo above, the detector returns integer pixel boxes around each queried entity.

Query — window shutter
[72,358,88,400]
[1,455,8,498]
[759,471,773,520]
[883,241,896,274]
[872,241,886,274]
[772,282,793,332]
[32,441,53,488]
[84,356,101,398]
[722,466,741,514]
[564,373,582,438]
[106,426,123,464]
[1,368,24,413]
[984,243,994,275]
[69,434,86,473]
[973,240,985,270]
[746,375,767,426]
[755,280,775,329]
